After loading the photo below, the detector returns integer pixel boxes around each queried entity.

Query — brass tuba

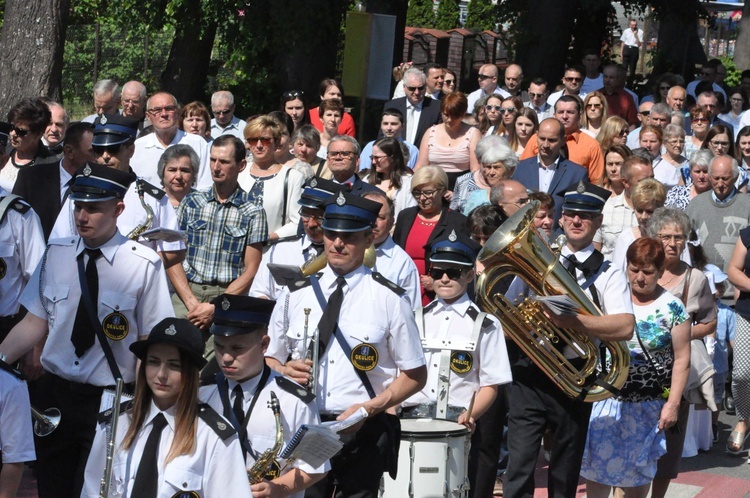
[301,244,377,276]
[476,202,629,402]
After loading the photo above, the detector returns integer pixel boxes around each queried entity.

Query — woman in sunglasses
[0,98,56,192]
[581,92,609,138]
[494,96,523,139]
[684,105,711,160]
[596,116,630,151]
[481,95,504,136]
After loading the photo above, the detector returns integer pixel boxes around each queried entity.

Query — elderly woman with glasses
[393,165,469,306]
[450,135,518,215]
[656,124,688,188]
[684,105,711,160]
[239,115,305,240]
[665,149,713,211]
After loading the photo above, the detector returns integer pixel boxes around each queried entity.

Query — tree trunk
[569,2,614,63]
[0,0,71,110]
[160,21,216,106]
[514,0,579,85]
[734,1,750,71]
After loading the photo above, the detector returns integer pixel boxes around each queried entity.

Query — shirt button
[433,364,438,367]
[327,392,331,397]
[330,360,334,364]
[445,316,449,320]
[74,361,79,365]
[431,389,435,393]
[182,482,188,488]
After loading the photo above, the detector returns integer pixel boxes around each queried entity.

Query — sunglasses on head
[283,90,305,100]
[429,267,465,280]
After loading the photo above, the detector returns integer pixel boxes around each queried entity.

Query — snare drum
[380,418,471,498]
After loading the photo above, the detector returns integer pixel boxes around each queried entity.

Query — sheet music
[531,294,583,316]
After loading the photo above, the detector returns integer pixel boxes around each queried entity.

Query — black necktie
[61,178,74,205]
[316,276,346,355]
[564,254,578,279]
[131,413,168,498]
[232,385,245,430]
[71,248,102,357]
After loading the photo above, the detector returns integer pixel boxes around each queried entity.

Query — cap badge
[448,230,457,242]
[576,181,586,194]
[99,114,107,125]
[165,324,177,336]
[83,164,92,177]
[336,191,346,206]
[310,178,318,188]
[221,297,230,311]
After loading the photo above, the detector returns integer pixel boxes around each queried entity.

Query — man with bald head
[468,63,509,113]
[513,118,588,226]
[666,86,687,112]
[626,100,654,149]
[131,92,212,189]
[121,81,149,135]
[502,64,527,101]
[490,179,529,218]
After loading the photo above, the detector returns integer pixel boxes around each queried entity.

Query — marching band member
[82,318,252,498]
[200,294,328,498]
[401,229,511,428]
[502,182,635,498]
[265,190,427,498]
[0,164,173,498]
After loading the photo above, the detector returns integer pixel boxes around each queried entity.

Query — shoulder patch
[1,195,31,219]
[136,178,166,200]
[198,403,236,441]
[466,305,495,329]
[97,399,133,424]
[372,272,406,296]
[275,376,315,404]
[0,359,25,381]
[288,274,319,293]
[125,240,161,264]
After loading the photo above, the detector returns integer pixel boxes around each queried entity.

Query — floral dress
[580,290,688,487]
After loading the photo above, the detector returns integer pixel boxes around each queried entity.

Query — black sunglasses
[11,125,30,137]
[93,143,123,155]
[429,267,465,280]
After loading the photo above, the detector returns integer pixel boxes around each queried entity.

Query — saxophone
[126,180,154,240]
[247,391,284,484]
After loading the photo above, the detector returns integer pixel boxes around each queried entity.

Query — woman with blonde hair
[581,91,609,137]
[596,116,629,151]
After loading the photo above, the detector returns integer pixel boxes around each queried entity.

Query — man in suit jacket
[326,135,383,195]
[382,68,442,149]
[513,118,588,226]
[12,122,94,240]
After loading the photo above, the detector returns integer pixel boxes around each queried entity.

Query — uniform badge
[310,178,318,188]
[102,312,129,341]
[83,164,92,176]
[171,492,200,498]
[336,191,346,206]
[450,351,473,374]
[351,343,378,371]
[221,297,230,310]
[165,324,177,336]
[576,181,586,194]
[448,230,457,242]
[0,258,6,280]
[217,421,227,431]
[262,460,282,481]
[99,114,108,125]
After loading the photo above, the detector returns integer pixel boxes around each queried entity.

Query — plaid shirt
[178,186,267,285]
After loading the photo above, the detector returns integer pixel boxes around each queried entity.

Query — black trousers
[469,383,510,498]
[30,373,105,498]
[622,46,639,77]
[503,363,592,498]
[305,412,398,498]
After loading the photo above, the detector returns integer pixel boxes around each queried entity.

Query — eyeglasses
[429,267,465,280]
[657,233,687,243]
[93,144,123,155]
[502,197,529,207]
[213,109,232,116]
[619,129,629,137]
[482,162,507,171]
[586,103,602,109]
[283,90,305,100]
[528,92,546,99]
[10,125,30,137]
[299,209,324,223]
[563,211,597,221]
[148,105,178,115]
[639,111,650,116]
[327,150,356,159]
[731,97,744,103]
[122,98,143,105]
[405,85,425,92]
[412,188,441,198]
[485,105,503,112]
[444,79,455,86]
[371,154,389,162]
[692,117,709,123]
[666,139,685,145]
[564,77,583,83]
[710,140,730,148]
[246,136,274,147]
[499,107,517,114]
[477,74,494,81]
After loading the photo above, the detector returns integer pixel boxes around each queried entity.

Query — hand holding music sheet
[531,294,583,316]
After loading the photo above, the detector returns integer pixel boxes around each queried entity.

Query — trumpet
[100,378,125,498]
[31,406,61,437]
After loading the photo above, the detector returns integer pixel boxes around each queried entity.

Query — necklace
[661,265,683,287]
[10,151,35,169]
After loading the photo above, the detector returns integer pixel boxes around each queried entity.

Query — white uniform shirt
[210,116,247,140]
[373,236,421,310]
[0,191,45,317]
[405,294,512,409]
[267,265,426,414]
[59,161,73,203]
[200,369,329,498]
[19,233,173,385]
[0,369,35,464]
[50,180,185,253]
[82,401,252,498]
[131,130,213,190]
[250,234,321,301]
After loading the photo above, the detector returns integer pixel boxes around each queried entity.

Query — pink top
[426,125,472,174]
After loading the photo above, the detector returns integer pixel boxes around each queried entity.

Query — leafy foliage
[465,0,496,32]
[407,0,435,28]
[720,55,741,88]
[435,0,460,31]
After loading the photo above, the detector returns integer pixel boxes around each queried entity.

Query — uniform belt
[625,45,638,49]
[48,373,134,396]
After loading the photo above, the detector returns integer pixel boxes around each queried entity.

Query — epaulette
[466,305,495,328]
[267,234,303,246]
[97,399,133,424]
[47,236,77,247]
[423,300,439,313]
[288,274,321,293]
[0,359,25,381]
[275,376,315,404]
[124,239,161,264]
[136,178,166,200]
[0,195,31,221]
[198,403,236,441]
[372,272,406,296]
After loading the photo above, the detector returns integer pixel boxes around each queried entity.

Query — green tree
[435,0,460,31]
[465,0,495,32]
[407,0,435,28]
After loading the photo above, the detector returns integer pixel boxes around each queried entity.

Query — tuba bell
[476,202,629,402]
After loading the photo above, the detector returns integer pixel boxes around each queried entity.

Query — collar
[320,264,369,292]
[407,100,424,111]
[144,129,184,150]
[611,192,627,208]
[333,175,357,186]
[208,184,244,205]
[433,293,472,317]
[537,154,560,170]
[145,401,176,432]
[301,234,321,252]
[211,116,241,131]
[375,235,396,261]
[566,130,583,144]
[562,243,595,262]
[227,368,264,401]
[75,231,126,264]
[712,188,737,204]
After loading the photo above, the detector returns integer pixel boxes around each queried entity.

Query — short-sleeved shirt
[0,369,35,463]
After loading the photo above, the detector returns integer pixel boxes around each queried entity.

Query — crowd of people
[1,17,750,497]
